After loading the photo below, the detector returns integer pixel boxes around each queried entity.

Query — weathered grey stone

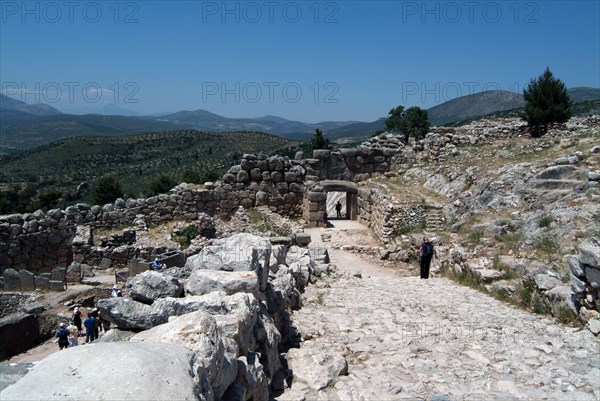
[185,270,259,297]
[97,297,165,331]
[571,274,587,293]
[580,237,600,268]
[66,263,82,283]
[226,356,269,401]
[534,273,562,291]
[132,310,237,400]
[586,317,600,335]
[34,275,50,290]
[19,270,35,291]
[292,233,311,247]
[4,268,20,291]
[0,313,40,360]
[19,302,44,315]
[80,263,95,277]
[307,192,327,202]
[0,342,197,401]
[565,254,586,278]
[185,234,271,292]
[586,266,600,288]
[98,257,112,270]
[286,347,348,391]
[51,267,66,282]
[128,270,183,304]
[49,280,65,291]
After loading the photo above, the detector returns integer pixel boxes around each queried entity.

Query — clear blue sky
[1,0,599,122]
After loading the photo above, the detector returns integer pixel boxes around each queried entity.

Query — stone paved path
[278,222,600,401]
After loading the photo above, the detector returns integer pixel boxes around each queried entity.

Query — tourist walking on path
[67,322,79,347]
[418,236,436,279]
[83,313,96,343]
[72,307,82,334]
[55,323,70,350]
[90,308,101,339]
[335,201,342,218]
[322,211,328,228]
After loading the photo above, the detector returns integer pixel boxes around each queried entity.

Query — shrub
[146,174,176,196]
[554,304,580,326]
[467,229,484,244]
[537,215,554,228]
[93,176,124,205]
[176,225,199,249]
[534,236,561,254]
[531,293,551,315]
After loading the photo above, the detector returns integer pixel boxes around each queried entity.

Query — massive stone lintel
[320,180,358,194]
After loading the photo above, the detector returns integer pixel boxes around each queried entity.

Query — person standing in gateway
[335,201,342,218]
[419,236,436,279]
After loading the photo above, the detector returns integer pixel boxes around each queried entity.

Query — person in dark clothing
[322,211,328,228]
[419,236,436,279]
[83,313,96,343]
[90,308,101,340]
[335,201,342,218]
[72,307,82,334]
[55,323,70,350]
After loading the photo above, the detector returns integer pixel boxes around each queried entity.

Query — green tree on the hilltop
[310,129,331,151]
[385,105,429,143]
[523,67,572,137]
[146,174,176,196]
[93,176,123,205]
[402,106,429,142]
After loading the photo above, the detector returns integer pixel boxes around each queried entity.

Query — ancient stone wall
[425,116,600,164]
[2,268,66,292]
[0,211,75,274]
[220,154,305,216]
[357,185,426,244]
[302,139,414,183]
[0,154,306,274]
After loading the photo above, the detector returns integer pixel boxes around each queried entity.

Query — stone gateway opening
[303,180,358,227]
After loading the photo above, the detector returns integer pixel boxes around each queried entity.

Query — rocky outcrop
[0,313,40,360]
[128,270,184,304]
[70,233,323,399]
[0,342,198,401]
[568,238,600,322]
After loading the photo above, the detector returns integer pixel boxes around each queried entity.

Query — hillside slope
[0,130,300,209]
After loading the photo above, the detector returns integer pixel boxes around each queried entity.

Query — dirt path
[281,220,600,400]
[2,272,116,365]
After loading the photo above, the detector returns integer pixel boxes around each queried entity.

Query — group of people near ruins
[55,304,107,349]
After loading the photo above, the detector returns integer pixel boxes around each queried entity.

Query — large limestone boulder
[98,292,260,333]
[286,346,348,391]
[185,270,259,297]
[0,313,40,360]
[222,356,269,401]
[185,234,271,292]
[133,310,238,401]
[97,298,166,331]
[580,237,600,268]
[128,270,183,304]
[0,342,198,401]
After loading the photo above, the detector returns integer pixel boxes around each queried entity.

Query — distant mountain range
[2,87,599,152]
